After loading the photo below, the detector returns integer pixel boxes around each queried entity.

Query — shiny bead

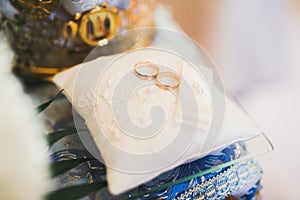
[248,160,259,176]
[237,165,250,183]
[192,186,205,200]
[216,175,229,195]
[227,171,239,189]
[205,184,217,200]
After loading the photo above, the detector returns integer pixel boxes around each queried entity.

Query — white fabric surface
[53,5,262,194]
[53,54,261,194]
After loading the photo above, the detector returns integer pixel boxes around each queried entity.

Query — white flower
[0,32,48,200]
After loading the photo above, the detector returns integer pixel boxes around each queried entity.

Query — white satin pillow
[53,48,261,195]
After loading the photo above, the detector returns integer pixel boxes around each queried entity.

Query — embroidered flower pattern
[77,90,101,116]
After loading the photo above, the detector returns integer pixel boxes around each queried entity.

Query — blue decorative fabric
[171,160,261,200]
[51,141,262,200]
[132,143,245,199]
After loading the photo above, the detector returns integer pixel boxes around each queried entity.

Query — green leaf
[47,128,79,147]
[50,158,96,177]
[36,89,64,113]
[45,181,107,200]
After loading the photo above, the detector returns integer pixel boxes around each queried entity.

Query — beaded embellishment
[174,160,262,200]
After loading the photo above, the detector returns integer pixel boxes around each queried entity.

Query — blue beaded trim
[50,143,250,199]
[174,160,262,200]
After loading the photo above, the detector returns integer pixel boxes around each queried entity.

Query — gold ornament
[0,0,157,81]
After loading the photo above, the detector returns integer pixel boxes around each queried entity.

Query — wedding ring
[133,61,181,90]
[155,72,180,90]
[134,61,159,80]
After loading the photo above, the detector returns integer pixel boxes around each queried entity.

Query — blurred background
[162,0,300,199]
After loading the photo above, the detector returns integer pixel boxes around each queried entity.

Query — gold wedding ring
[155,72,180,90]
[133,61,180,90]
[134,61,159,80]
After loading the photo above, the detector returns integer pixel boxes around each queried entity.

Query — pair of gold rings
[133,61,180,90]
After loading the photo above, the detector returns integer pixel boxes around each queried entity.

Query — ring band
[155,72,180,90]
[134,61,159,80]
